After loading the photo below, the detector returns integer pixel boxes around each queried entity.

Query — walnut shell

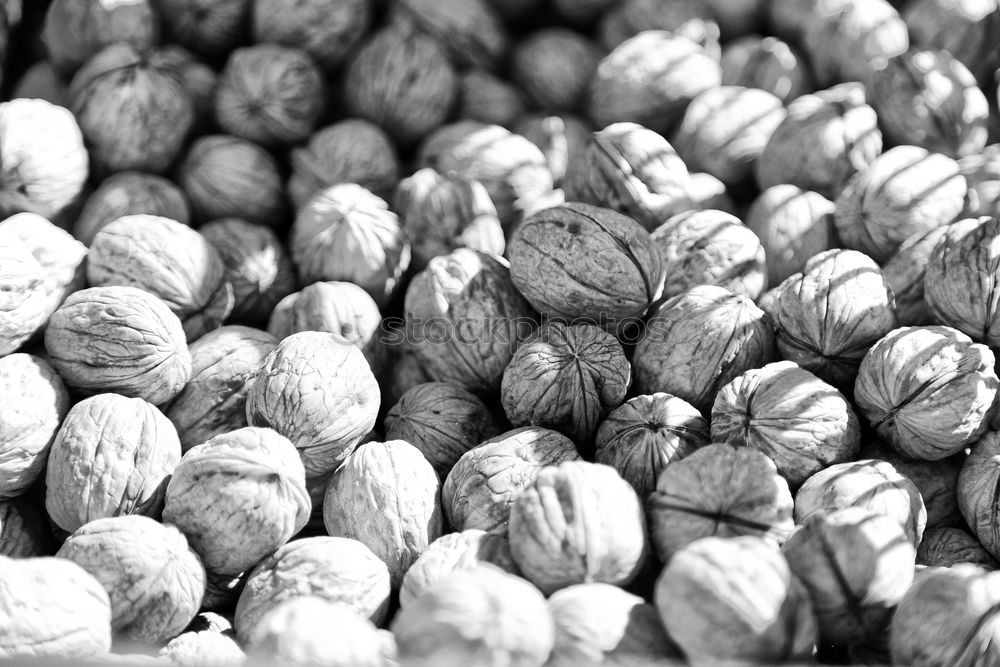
[904,0,1000,86]
[597,0,721,56]
[768,249,896,390]
[508,461,647,595]
[156,0,247,59]
[854,326,999,460]
[594,392,709,501]
[442,426,580,536]
[501,321,630,445]
[958,432,1000,562]
[42,0,159,74]
[633,285,776,414]
[655,536,818,666]
[0,237,49,357]
[456,69,526,128]
[44,286,192,405]
[0,556,112,659]
[1,213,87,318]
[398,529,519,608]
[0,354,68,499]
[391,0,507,71]
[511,29,600,112]
[960,144,1000,218]
[163,427,310,577]
[746,185,837,285]
[0,498,52,557]
[384,382,500,478]
[917,526,996,569]
[756,82,883,199]
[159,629,244,667]
[88,215,233,341]
[215,44,324,148]
[648,443,795,562]
[782,507,916,645]
[687,172,738,214]
[711,360,861,488]
[244,331,380,479]
[234,536,392,644]
[882,224,954,327]
[721,35,813,104]
[74,171,190,246]
[56,515,205,646]
[45,393,181,534]
[288,119,400,208]
[252,0,370,71]
[69,44,194,174]
[512,114,591,189]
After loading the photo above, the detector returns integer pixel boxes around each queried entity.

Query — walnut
[391,0,507,71]
[42,0,158,74]
[456,69,526,128]
[56,515,205,646]
[598,0,721,56]
[960,144,1000,218]
[687,172,738,214]
[44,286,192,405]
[159,629,244,667]
[74,171,191,246]
[512,114,591,189]
[156,0,249,59]
[252,0,370,71]
[917,527,996,569]
[746,185,837,285]
[0,498,52,557]
[882,225,954,327]
[959,432,1000,563]
[151,46,217,133]
[721,36,813,104]
[511,29,600,112]
[904,0,1000,86]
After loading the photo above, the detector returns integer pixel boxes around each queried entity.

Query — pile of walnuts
[4,0,1000,665]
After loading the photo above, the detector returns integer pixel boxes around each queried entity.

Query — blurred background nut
[245,597,384,667]
[655,536,818,666]
[56,515,205,646]
[782,507,916,646]
[291,183,410,308]
[391,0,507,71]
[834,146,966,263]
[267,281,384,374]
[0,98,88,220]
[904,0,1000,87]
[795,459,928,548]
[74,171,190,247]
[546,583,679,667]
[567,122,694,231]
[215,44,324,148]
[11,61,69,107]
[673,86,786,191]
[393,168,504,272]
[345,22,456,145]
[288,119,400,209]
[0,498,52,557]
[0,354,67,500]
[159,627,244,667]
[960,144,1000,218]
[442,426,580,536]
[511,29,600,113]
[166,326,277,452]
[252,0,371,72]
[721,35,813,104]
[404,248,533,396]
[711,361,861,488]
[597,0,721,56]
[244,331,380,479]
[512,114,591,190]
[595,393,709,501]
[45,393,181,534]
[44,286,192,405]
[199,218,297,326]
[854,326,999,461]
[745,185,837,286]
[687,172,737,213]
[178,135,286,228]
[767,249,896,391]
[889,564,1000,666]
[508,203,664,331]
[156,0,249,60]
[867,50,988,158]
[456,69,526,128]
[756,83,882,199]
[87,215,234,341]
[69,44,194,175]
[917,526,997,569]
[384,382,500,479]
[501,321,630,446]
[234,536,392,644]
[959,432,1000,562]
[508,461,647,595]
[653,209,768,301]
[323,439,443,589]
[42,0,158,75]
[398,529,518,608]
[0,556,112,659]
[648,443,795,562]
[587,31,721,136]
[633,286,776,414]
[392,564,553,667]
[882,225,954,327]
[151,45,217,133]
[163,427,310,577]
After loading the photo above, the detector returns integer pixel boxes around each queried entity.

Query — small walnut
[598,0,721,56]
[917,527,996,569]
[252,0,371,71]
[721,36,813,104]
[456,69,526,128]
[512,29,600,112]
[42,0,158,74]
[960,144,1000,218]
[746,185,837,285]
[74,171,190,246]
[1,213,87,316]
[152,46,217,132]
[391,0,507,71]
[882,225,954,327]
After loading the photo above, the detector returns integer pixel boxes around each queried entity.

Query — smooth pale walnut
[960,144,1000,218]
[634,286,776,414]
[854,326,999,460]
[0,213,87,318]
[746,185,837,285]
[712,361,861,488]
[44,286,192,405]
[0,498,52,557]
[42,0,159,74]
[648,443,795,562]
[721,36,813,104]
[390,0,508,71]
[252,0,371,71]
[959,432,1000,563]
[883,225,954,327]
[74,171,190,246]
[917,527,996,569]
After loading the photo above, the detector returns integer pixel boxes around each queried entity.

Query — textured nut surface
[746,185,836,285]
[0,498,52,557]
[252,0,371,71]
[917,527,996,569]
[159,630,244,667]
[156,0,247,58]
[959,432,1000,562]
[74,171,190,246]
[721,35,813,104]
[0,236,50,357]
[42,0,158,74]
[882,225,954,327]
[392,0,508,71]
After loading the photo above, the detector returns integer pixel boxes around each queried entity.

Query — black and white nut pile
[5,0,1000,666]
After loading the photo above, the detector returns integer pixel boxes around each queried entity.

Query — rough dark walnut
[595,393,709,501]
[252,0,371,72]
[390,0,508,71]
[0,237,49,358]
[152,45,217,133]
[767,249,896,391]
[442,426,580,536]
[74,171,190,246]
[1,213,86,321]
[882,225,954,327]
[854,326,999,461]
[633,285,776,414]
[746,185,837,286]
[959,432,1000,562]
[711,361,861,488]
[648,443,794,562]
[511,28,600,112]
[44,286,192,405]
[0,498,52,557]
[721,35,813,104]
[917,527,996,569]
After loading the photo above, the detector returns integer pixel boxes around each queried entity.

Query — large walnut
[74,171,190,246]
[959,144,1000,218]
[156,0,248,59]
[0,236,50,357]
[512,113,591,189]
[882,225,954,327]
[854,326,999,460]
[598,0,720,54]
[746,185,837,286]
